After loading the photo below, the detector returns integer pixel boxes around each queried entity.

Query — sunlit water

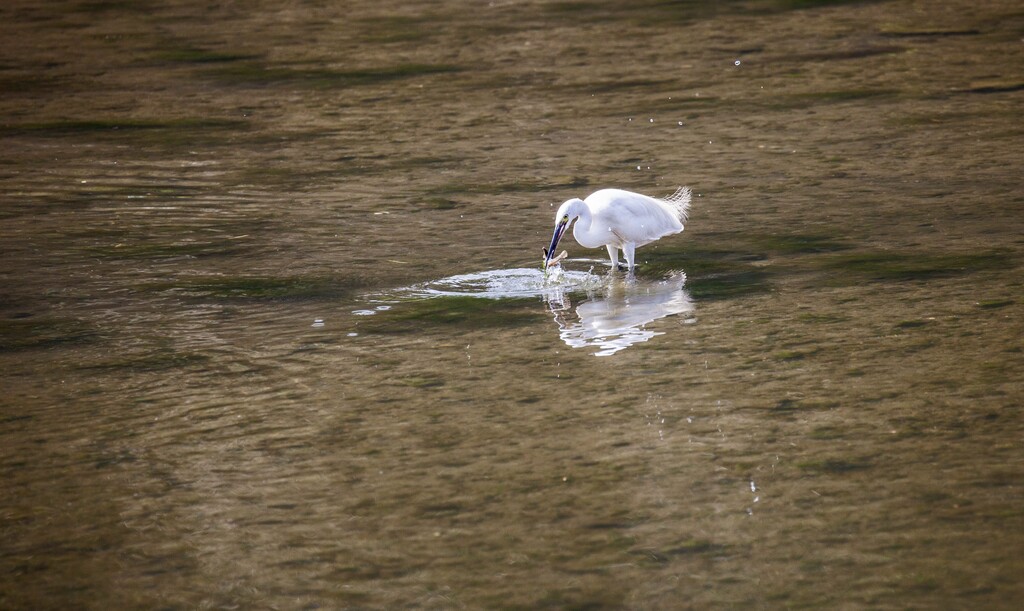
[1,0,1022,609]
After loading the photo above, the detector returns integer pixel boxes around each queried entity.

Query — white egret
[543,186,692,271]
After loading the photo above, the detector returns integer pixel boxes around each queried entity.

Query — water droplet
[678,121,683,126]
[375,305,391,311]
[734,59,741,66]
[312,318,325,328]
[649,118,654,123]
[347,332,358,337]
[352,309,376,316]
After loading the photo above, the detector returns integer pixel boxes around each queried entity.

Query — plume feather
[659,186,692,223]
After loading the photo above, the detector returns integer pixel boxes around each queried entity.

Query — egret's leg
[606,245,619,269]
[624,243,636,271]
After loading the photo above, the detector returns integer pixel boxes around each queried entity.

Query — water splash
[404,266,605,300]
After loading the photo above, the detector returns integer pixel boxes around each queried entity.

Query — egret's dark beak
[544,218,568,269]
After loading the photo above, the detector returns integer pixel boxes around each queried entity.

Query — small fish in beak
[543,217,569,270]
[547,250,568,267]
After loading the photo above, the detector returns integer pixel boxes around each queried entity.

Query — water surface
[1,0,1022,608]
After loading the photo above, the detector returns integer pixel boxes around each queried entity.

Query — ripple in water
[351,264,694,357]
[548,272,693,356]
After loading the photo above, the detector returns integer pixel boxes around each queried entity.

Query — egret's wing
[611,193,684,244]
[584,188,689,246]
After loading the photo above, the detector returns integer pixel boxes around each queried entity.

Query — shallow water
[1,0,1023,608]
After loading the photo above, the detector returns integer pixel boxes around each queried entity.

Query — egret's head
[544,198,585,269]
[553,198,585,226]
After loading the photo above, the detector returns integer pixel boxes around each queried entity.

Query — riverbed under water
[1,0,1022,608]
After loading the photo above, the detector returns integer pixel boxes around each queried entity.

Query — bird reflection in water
[544,272,693,356]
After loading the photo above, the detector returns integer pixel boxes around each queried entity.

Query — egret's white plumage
[544,186,692,271]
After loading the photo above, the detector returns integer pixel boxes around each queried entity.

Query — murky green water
[2,0,1022,608]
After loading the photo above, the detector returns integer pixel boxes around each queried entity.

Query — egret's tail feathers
[660,186,692,223]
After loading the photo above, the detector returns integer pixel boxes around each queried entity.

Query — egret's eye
[562,215,569,222]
